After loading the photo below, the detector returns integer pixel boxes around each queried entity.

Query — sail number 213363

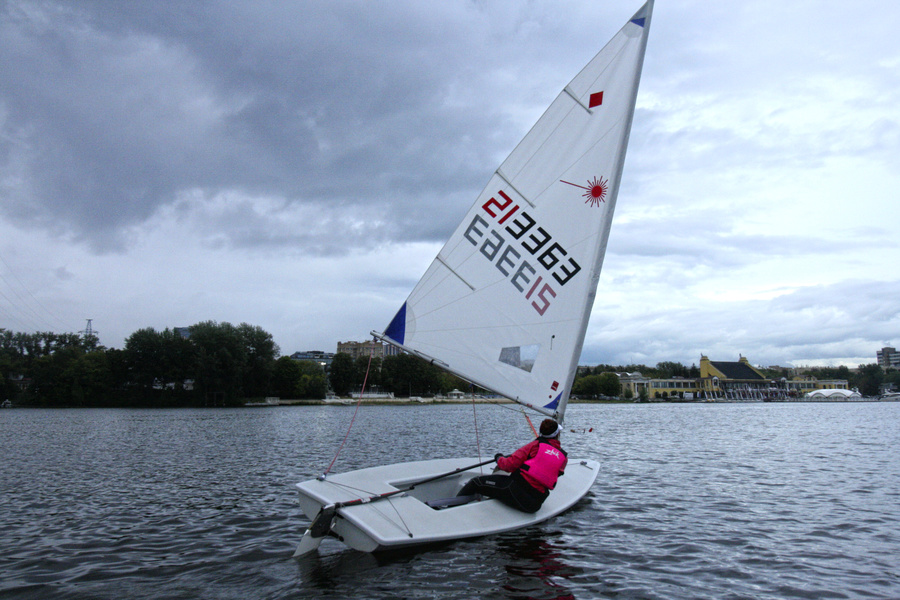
[463,190,582,316]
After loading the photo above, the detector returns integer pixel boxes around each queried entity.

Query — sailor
[456,418,567,513]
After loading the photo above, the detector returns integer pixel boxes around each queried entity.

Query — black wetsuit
[457,470,548,513]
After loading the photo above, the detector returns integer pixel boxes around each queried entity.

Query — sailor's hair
[539,418,560,438]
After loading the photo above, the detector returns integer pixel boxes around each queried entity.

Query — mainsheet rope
[522,408,538,438]
[321,341,376,477]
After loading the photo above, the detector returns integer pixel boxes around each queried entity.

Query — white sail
[375,1,653,421]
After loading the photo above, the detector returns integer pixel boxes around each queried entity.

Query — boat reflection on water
[293,535,579,600]
[498,537,576,600]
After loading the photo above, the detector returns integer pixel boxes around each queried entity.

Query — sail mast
[554,0,655,423]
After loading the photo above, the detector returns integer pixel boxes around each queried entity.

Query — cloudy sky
[1,0,898,369]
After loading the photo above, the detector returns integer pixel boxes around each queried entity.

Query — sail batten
[495,169,534,208]
[435,255,476,291]
[376,1,654,423]
[563,85,593,114]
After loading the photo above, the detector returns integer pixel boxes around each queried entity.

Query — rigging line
[319,479,380,497]
[522,407,538,438]
[0,293,32,331]
[0,251,70,332]
[315,480,413,537]
[379,497,414,538]
[481,396,548,418]
[470,383,484,475]
[322,340,376,477]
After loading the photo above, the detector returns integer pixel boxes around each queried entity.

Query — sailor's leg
[459,474,547,513]
[506,477,547,513]
[457,474,513,498]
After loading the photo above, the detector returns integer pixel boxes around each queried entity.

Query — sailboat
[294,0,654,556]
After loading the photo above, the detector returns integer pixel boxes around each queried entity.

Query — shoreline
[246,396,896,407]
[245,396,520,407]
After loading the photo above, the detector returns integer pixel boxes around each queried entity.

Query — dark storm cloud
[1,0,588,254]
[2,0,898,365]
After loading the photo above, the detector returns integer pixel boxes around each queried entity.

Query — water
[1,402,898,599]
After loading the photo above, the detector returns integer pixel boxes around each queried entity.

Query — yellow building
[648,378,697,400]
[697,355,779,400]
[614,355,851,402]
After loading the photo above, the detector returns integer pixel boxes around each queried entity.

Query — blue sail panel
[384,302,407,345]
[543,392,561,411]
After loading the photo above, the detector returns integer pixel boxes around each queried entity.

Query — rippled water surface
[1,402,898,599]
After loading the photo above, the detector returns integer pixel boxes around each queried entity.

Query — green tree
[124,327,167,395]
[597,372,622,397]
[656,361,688,378]
[638,386,649,402]
[354,354,382,390]
[438,372,471,396]
[296,360,328,399]
[238,323,279,398]
[853,363,883,396]
[329,353,357,396]
[272,356,304,398]
[105,348,130,398]
[64,350,113,406]
[0,339,18,402]
[573,372,621,398]
[271,357,327,399]
[123,327,195,405]
[189,321,247,406]
[160,328,197,397]
[572,374,602,398]
[29,347,87,406]
[381,353,443,396]
[883,368,900,392]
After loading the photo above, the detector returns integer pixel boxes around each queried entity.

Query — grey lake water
[1,402,898,600]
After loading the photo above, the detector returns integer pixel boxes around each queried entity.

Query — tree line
[2,324,896,406]
[1,323,282,407]
[0,323,474,407]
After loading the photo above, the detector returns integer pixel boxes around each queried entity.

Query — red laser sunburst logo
[561,176,609,207]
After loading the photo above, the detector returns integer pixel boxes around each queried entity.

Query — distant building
[614,355,849,401]
[616,372,650,399]
[337,340,399,360]
[290,350,335,369]
[698,355,775,400]
[649,376,698,400]
[803,389,862,401]
[784,376,849,396]
[877,347,900,369]
[9,374,31,392]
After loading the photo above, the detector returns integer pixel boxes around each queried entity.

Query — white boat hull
[295,457,599,554]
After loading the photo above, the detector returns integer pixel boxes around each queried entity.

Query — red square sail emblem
[589,91,604,108]
[551,381,559,391]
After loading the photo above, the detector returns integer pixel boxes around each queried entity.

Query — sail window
[499,345,540,373]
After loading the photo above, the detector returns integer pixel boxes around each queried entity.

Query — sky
[1,0,898,370]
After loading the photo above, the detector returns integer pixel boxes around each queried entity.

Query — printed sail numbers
[463,190,581,316]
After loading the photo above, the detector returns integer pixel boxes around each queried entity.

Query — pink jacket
[497,437,567,493]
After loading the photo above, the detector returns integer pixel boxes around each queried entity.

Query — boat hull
[295,456,600,553]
